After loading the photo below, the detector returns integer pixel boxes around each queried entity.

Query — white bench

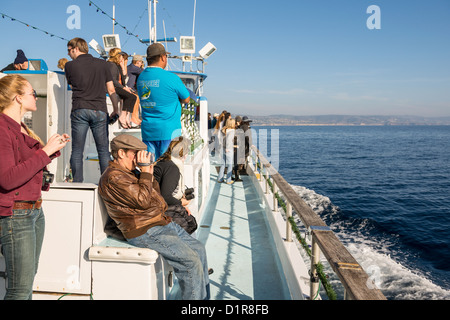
[88,194,174,300]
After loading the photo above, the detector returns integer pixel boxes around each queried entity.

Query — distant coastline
[241,114,450,126]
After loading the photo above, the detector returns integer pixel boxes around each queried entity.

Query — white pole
[153,0,157,43]
[148,0,152,43]
[190,0,197,71]
[310,239,320,300]
[192,0,197,37]
[112,0,115,34]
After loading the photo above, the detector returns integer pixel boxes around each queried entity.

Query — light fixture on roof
[180,36,196,54]
[89,39,107,57]
[199,42,216,59]
[102,34,121,53]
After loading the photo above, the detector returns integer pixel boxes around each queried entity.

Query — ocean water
[253,125,450,300]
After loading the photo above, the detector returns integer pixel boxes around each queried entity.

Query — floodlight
[89,39,106,57]
[180,36,196,54]
[102,34,121,52]
[199,42,217,59]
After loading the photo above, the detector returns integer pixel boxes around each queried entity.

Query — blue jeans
[0,208,45,300]
[128,222,209,300]
[144,140,172,160]
[218,149,234,183]
[70,109,111,182]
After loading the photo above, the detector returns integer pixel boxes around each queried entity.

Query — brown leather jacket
[98,161,171,239]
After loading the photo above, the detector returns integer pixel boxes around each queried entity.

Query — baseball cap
[146,43,171,58]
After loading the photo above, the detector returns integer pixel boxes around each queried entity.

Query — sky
[1,0,449,117]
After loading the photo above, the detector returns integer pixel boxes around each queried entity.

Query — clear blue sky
[1,0,449,117]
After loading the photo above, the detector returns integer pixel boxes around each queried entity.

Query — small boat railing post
[273,182,278,212]
[310,237,320,300]
[257,150,262,182]
[286,202,292,242]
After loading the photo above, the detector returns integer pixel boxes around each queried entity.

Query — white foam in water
[285,184,450,300]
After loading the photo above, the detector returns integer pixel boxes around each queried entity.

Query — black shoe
[208,268,214,275]
[234,178,243,182]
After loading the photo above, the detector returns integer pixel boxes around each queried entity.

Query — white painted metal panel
[34,186,95,295]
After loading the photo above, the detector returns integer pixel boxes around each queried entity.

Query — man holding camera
[98,134,210,300]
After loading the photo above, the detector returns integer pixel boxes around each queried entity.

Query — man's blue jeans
[0,208,45,300]
[70,109,111,182]
[128,222,210,300]
[218,149,234,183]
[144,140,172,160]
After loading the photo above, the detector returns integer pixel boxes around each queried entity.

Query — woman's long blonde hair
[108,48,123,65]
[214,112,226,131]
[222,118,236,133]
[0,74,27,113]
[159,136,192,162]
[0,74,44,145]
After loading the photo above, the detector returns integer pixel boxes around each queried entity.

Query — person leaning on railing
[0,74,70,300]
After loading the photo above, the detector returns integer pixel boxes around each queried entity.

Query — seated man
[1,49,29,72]
[98,134,209,300]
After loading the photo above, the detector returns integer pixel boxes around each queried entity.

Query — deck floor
[196,165,291,300]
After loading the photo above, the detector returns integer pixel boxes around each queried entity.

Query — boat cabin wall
[175,72,206,98]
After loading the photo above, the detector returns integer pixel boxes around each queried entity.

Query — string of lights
[88,0,147,45]
[0,12,70,42]
[122,8,148,48]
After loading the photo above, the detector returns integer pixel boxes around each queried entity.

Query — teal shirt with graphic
[137,67,190,141]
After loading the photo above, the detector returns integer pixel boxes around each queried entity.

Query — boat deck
[195,165,292,300]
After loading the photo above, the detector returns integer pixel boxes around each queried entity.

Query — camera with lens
[109,113,119,125]
[184,187,195,201]
[42,170,54,187]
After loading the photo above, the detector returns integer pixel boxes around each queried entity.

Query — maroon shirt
[0,114,59,216]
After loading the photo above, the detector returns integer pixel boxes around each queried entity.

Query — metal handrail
[250,145,386,300]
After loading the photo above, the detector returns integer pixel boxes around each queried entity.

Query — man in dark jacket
[98,134,210,300]
[1,50,29,72]
[239,116,253,174]
[127,55,144,91]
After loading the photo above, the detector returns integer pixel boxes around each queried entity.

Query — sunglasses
[12,89,37,101]
[28,89,37,99]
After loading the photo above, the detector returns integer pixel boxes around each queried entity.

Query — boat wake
[287,184,450,300]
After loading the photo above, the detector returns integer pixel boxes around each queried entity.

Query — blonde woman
[108,48,140,128]
[0,74,69,299]
[218,118,236,184]
[57,58,68,71]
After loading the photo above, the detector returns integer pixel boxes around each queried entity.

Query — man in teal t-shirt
[137,43,190,159]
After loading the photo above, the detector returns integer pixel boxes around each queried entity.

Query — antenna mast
[112,0,115,34]
[148,0,158,43]
[192,0,197,37]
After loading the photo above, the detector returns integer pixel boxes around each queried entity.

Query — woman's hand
[42,133,70,157]
[181,197,191,207]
